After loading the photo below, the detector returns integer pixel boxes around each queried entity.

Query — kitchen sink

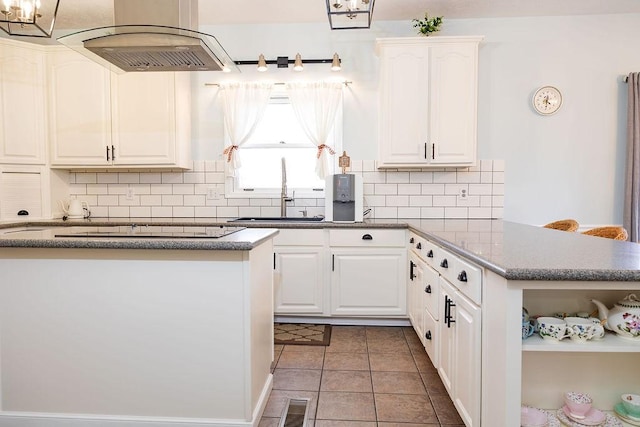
[229,217,324,222]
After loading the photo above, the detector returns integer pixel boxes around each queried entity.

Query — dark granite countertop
[1,217,640,281]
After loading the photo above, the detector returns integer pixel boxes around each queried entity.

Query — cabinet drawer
[423,240,439,268]
[423,309,438,366]
[273,229,325,246]
[423,264,440,320]
[452,256,482,305]
[329,229,406,247]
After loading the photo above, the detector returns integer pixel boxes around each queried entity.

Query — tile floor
[259,325,465,427]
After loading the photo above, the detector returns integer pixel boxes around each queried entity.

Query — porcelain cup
[537,316,569,342]
[565,317,601,342]
[522,320,534,340]
[564,391,592,419]
[622,394,640,419]
[588,317,606,340]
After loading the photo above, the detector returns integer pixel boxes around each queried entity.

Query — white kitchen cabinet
[0,40,47,165]
[47,47,191,169]
[376,36,482,169]
[273,229,325,315]
[408,251,425,337]
[330,229,407,316]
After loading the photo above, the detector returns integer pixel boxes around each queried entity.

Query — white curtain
[624,72,640,242]
[286,81,343,179]
[220,82,273,176]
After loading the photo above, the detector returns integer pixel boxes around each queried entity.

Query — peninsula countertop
[1,218,640,281]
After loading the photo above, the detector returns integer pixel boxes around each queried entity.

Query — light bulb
[257,54,268,72]
[331,53,341,71]
[293,53,303,72]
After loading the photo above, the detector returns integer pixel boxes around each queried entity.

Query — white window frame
[224,90,343,199]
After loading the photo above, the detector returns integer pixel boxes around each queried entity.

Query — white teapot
[591,294,640,340]
[59,199,90,219]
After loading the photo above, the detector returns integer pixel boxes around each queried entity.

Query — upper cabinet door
[48,48,112,166]
[110,72,177,166]
[429,43,479,165]
[376,36,482,169]
[0,41,47,165]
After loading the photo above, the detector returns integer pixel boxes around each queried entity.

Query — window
[225,94,342,198]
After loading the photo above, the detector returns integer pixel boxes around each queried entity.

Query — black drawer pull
[416,242,422,249]
[425,330,432,340]
[440,258,448,268]
[409,261,415,280]
[409,237,415,243]
[457,270,468,282]
[362,234,373,240]
[424,285,431,294]
[427,250,434,258]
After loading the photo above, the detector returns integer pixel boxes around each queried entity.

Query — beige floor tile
[276,349,324,369]
[369,352,418,372]
[257,417,280,427]
[273,368,322,391]
[420,369,448,395]
[430,393,465,424]
[411,348,436,373]
[316,391,376,421]
[403,326,425,351]
[282,344,327,354]
[323,352,370,371]
[375,393,439,424]
[315,421,376,427]
[330,325,366,339]
[378,423,440,427]
[366,337,410,353]
[320,370,373,393]
[325,336,368,353]
[262,390,318,419]
[365,326,406,340]
[371,371,427,395]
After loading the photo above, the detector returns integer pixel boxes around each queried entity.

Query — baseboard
[274,315,411,327]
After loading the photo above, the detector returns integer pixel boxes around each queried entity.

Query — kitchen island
[0,225,278,427]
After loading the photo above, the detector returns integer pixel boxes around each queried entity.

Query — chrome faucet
[281,157,293,217]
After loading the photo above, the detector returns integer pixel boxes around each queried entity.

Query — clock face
[532,86,562,115]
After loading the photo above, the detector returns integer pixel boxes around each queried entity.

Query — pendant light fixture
[326,0,375,30]
[0,0,59,38]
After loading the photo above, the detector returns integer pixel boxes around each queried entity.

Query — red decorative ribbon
[317,144,336,159]
[223,145,239,162]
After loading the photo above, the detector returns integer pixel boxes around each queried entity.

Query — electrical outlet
[458,188,468,200]
[206,187,217,200]
[125,187,135,200]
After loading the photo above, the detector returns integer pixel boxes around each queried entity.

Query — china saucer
[614,402,640,426]
[556,408,622,427]
[562,405,606,426]
[522,406,548,427]
[542,409,561,427]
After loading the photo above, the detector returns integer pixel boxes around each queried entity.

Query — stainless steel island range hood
[57,0,237,73]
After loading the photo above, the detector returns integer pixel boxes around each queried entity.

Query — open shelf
[522,332,640,352]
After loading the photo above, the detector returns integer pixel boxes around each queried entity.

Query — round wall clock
[532,86,563,115]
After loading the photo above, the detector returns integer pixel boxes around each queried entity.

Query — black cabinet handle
[440,258,448,268]
[424,285,431,294]
[425,330,432,340]
[332,254,335,271]
[362,234,373,240]
[111,144,115,161]
[273,253,276,270]
[457,270,468,282]
[427,250,434,258]
[424,143,427,159]
[432,143,435,160]
[409,261,415,281]
[106,145,110,161]
[445,295,456,328]
[416,242,422,249]
[409,237,415,244]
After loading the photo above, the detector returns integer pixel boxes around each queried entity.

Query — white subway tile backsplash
[69,159,505,220]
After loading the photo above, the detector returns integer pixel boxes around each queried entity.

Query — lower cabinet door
[331,248,407,316]
[409,253,425,336]
[274,247,324,314]
[438,278,455,395]
[423,309,438,366]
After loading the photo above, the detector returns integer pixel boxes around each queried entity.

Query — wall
[71,13,640,225]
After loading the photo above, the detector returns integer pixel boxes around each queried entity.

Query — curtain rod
[204,81,352,87]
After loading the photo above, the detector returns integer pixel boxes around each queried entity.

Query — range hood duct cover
[57,0,237,73]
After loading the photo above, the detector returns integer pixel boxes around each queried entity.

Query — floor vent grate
[279,398,310,427]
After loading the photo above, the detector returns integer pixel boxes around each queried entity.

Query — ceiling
[53,0,640,30]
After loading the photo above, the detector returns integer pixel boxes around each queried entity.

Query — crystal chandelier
[326,0,375,30]
[0,0,59,38]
